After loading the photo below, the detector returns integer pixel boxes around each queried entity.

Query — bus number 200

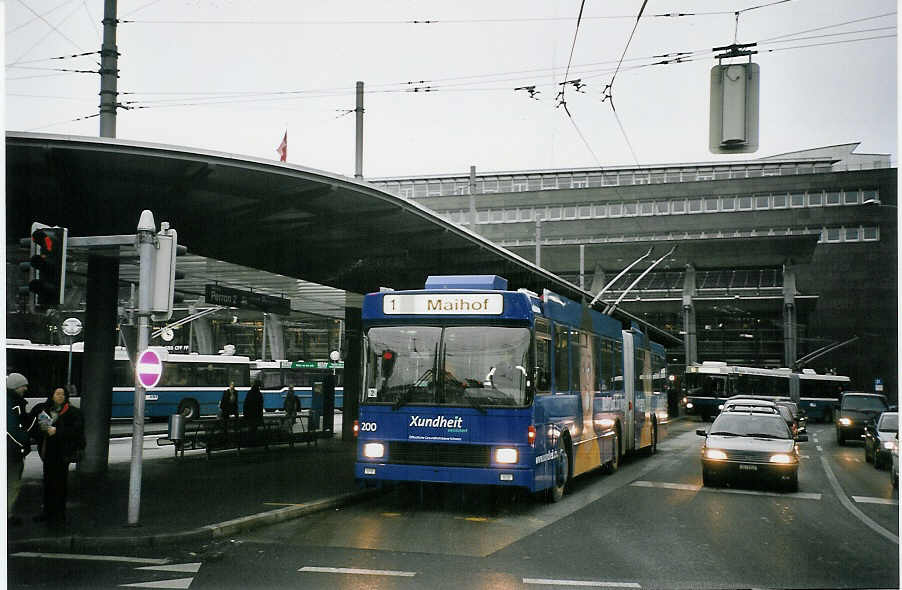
[360,422,378,432]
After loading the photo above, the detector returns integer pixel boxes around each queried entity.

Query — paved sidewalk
[7,435,373,552]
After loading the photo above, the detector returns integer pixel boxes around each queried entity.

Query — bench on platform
[157,415,318,458]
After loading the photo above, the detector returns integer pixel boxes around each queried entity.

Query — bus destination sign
[383,293,503,315]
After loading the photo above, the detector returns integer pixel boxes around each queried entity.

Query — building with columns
[369,144,897,398]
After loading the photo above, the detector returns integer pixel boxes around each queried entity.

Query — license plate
[145,394,159,401]
[739,464,758,471]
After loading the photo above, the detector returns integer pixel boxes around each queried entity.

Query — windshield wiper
[709,431,738,436]
[393,366,434,411]
[744,433,781,439]
[462,391,487,414]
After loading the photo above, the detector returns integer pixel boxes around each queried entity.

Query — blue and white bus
[354,275,667,501]
[252,360,345,411]
[7,340,252,420]
[682,361,850,421]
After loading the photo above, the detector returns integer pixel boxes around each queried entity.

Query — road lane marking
[136,563,202,573]
[701,488,822,500]
[820,456,899,545]
[120,578,193,588]
[852,496,899,506]
[299,566,416,577]
[631,481,700,492]
[523,578,641,588]
[11,552,169,565]
[630,481,821,500]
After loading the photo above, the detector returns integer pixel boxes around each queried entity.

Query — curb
[8,488,380,553]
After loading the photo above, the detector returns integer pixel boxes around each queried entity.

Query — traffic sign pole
[128,210,157,526]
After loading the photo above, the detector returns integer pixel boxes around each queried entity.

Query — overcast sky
[5,0,898,178]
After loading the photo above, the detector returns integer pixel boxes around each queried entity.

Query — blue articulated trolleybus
[354,275,667,501]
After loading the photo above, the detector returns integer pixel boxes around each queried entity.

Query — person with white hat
[7,372,33,526]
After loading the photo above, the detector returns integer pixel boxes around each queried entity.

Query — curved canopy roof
[6,132,679,344]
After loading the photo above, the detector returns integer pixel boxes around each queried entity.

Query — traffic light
[380,349,397,379]
[26,225,68,307]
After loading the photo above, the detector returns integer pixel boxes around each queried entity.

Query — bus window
[536,336,551,394]
[228,365,251,387]
[554,324,569,393]
[613,341,624,391]
[161,362,192,386]
[600,339,613,391]
[571,331,585,393]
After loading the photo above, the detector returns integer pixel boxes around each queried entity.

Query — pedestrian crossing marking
[852,496,899,506]
[120,578,193,589]
[136,563,201,573]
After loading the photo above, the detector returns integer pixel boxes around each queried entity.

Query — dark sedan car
[864,411,898,469]
[698,410,807,492]
[836,393,889,445]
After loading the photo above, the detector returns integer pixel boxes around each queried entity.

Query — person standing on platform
[243,382,264,440]
[220,381,240,419]
[283,386,300,432]
[30,386,85,530]
[7,373,33,527]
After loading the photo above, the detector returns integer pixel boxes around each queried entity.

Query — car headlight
[717,404,724,410]
[704,448,728,460]
[363,442,385,458]
[769,454,794,464]
[883,441,897,451]
[495,447,518,464]
[839,417,852,426]
[686,402,694,409]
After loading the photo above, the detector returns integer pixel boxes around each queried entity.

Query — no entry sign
[136,348,164,389]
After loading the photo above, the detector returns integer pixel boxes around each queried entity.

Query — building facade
[370,144,897,399]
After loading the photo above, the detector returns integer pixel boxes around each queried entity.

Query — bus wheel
[178,400,200,421]
[547,437,569,503]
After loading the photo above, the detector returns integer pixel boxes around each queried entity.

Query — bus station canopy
[5,133,816,345]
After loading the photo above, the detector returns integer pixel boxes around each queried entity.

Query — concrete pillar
[682,264,698,365]
[589,263,607,295]
[783,261,798,369]
[341,300,363,442]
[190,303,215,354]
[266,313,285,360]
[80,255,119,476]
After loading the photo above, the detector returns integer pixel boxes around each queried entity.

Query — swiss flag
[276,131,287,162]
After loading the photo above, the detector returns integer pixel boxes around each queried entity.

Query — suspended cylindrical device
[709,62,759,154]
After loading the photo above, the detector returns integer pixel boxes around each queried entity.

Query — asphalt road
[8,420,899,590]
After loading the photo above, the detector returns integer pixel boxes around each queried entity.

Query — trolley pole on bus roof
[127,211,156,525]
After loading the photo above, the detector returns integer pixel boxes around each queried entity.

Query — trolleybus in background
[354,275,667,501]
[7,339,252,420]
[252,359,344,411]
[682,361,850,421]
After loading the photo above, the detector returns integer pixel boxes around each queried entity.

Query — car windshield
[364,325,531,408]
[709,413,792,439]
[843,395,888,412]
[878,413,898,432]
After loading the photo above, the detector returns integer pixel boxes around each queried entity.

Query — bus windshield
[365,325,531,408]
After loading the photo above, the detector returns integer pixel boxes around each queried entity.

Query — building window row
[492,225,880,248]
[374,161,841,198]
[441,188,878,225]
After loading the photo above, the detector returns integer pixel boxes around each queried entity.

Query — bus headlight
[495,448,518,464]
[704,449,727,461]
[839,417,852,426]
[363,442,385,459]
[686,402,694,409]
[769,454,793,464]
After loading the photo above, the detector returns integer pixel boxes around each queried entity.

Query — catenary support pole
[99,0,119,138]
[128,211,156,525]
[354,81,364,178]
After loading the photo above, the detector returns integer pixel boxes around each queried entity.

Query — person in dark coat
[30,386,85,529]
[243,382,263,425]
[7,373,34,526]
[283,386,300,431]
[220,381,240,419]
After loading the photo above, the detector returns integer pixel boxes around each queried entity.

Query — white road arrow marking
[136,563,202,573]
[120,578,193,589]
